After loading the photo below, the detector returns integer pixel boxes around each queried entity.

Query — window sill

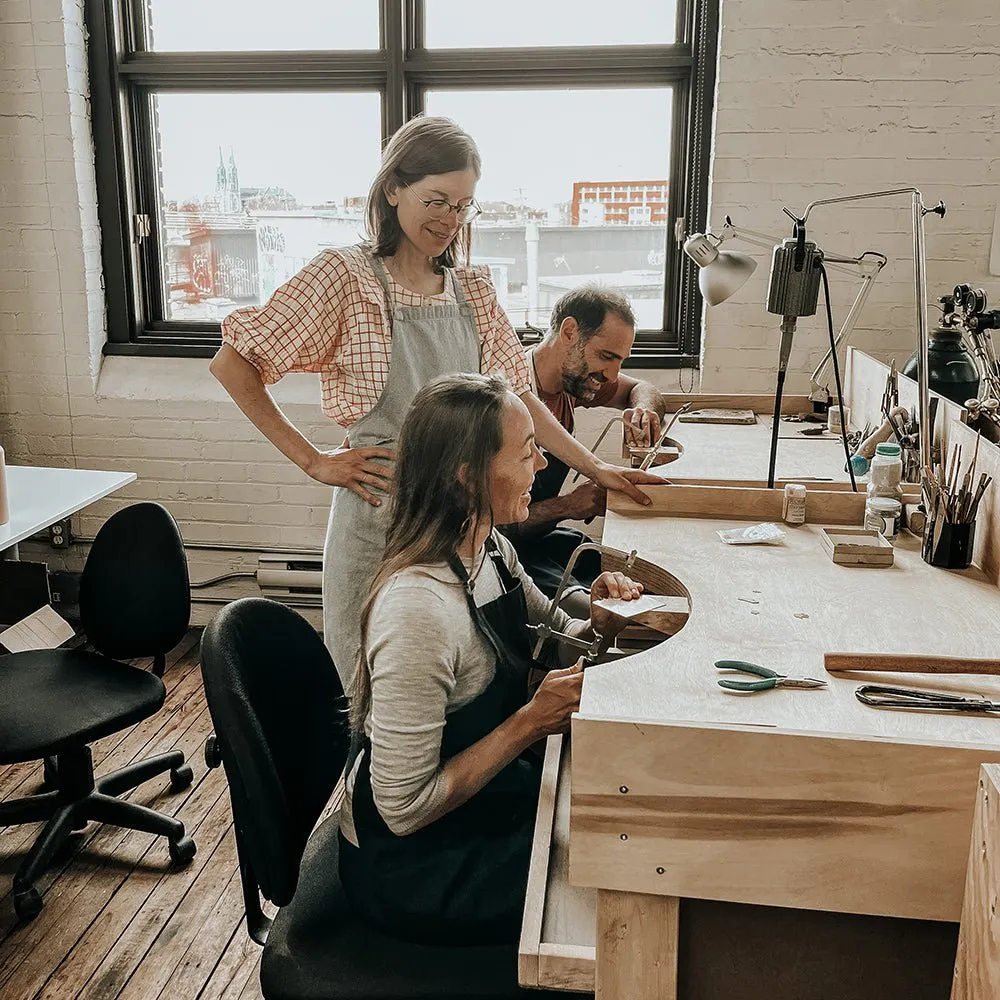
[103,338,699,371]
[96,354,321,406]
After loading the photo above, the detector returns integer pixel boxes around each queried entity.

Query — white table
[1,466,137,557]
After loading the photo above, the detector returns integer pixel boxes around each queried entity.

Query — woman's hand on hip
[590,571,643,638]
[305,446,396,506]
[521,661,584,738]
[591,463,661,506]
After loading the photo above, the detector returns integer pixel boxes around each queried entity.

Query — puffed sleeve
[459,265,532,394]
[220,249,351,384]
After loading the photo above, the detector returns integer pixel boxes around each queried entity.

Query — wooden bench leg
[952,763,1000,1000]
[596,889,679,1000]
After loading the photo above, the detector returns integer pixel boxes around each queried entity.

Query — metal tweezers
[856,684,1000,714]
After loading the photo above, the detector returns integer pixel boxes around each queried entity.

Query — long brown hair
[350,373,512,730]
[365,115,481,269]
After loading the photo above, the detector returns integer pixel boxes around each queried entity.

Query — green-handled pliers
[715,659,828,692]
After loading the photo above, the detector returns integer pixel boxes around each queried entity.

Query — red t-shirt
[534,377,619,433]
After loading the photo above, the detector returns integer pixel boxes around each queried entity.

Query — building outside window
[87,0,719,366]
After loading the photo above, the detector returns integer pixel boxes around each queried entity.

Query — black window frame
[87,0,719,368]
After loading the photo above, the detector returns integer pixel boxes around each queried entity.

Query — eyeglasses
[404,183,481,225]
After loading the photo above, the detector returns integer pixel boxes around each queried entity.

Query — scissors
[856,684,1000,714]
[715,659,828,692]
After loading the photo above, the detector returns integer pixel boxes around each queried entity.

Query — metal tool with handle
[855,684,1000,714]
[638,402,693,471]
[715,659,828,692]
[527,542,640,664]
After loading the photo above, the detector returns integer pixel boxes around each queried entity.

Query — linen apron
[338,536,542,946]
[322,257,481,688]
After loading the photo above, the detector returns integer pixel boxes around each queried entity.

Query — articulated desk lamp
[683,188,945,490]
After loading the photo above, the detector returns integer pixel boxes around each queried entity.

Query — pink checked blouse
[221,244,531,427]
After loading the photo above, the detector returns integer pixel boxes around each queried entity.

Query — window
[88,0,719,365]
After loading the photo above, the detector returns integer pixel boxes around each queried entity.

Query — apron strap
[483,535,519,594]
[448,534,518,666]
[369,255,396,326]
[448,267,471,309]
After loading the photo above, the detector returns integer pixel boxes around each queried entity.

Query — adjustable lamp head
[682,233,757,307]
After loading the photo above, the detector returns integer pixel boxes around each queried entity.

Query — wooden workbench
[520,353,1000,999]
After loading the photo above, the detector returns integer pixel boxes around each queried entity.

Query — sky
[147,1,674,52]
[150,2,676,214]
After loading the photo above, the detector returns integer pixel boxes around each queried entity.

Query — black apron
[338,538,543,946]
[509,436,602,600]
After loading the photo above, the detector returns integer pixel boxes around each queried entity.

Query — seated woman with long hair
[338,372,642,947]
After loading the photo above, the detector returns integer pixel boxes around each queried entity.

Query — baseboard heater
[256,554,323,606]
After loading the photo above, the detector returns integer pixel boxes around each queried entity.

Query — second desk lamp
[683,188,944,491]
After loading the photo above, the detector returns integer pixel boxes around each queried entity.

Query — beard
[561,345,606,402]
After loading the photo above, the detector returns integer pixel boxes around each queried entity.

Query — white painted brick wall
[704,0,1000,393]
[1,0,998,592]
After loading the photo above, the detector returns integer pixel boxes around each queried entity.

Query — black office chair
[200,597,585,1000]
[0,502,196,920]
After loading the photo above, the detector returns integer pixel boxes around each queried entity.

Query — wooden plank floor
[0,631,266,1000]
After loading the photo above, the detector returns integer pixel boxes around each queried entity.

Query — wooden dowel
[825,652,1000,676]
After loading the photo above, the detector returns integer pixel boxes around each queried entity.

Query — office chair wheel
[168,835,196,866]
[13,886,42,922]
[169,763,194,791]
[204,734,223,769]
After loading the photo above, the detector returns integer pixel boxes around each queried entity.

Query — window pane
[425,88,672,329]
[425,0,676,48]
[146,1,378,51]
[153,92,381,321]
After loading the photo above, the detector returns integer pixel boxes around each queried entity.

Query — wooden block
[630,609,690,637]
[664,477,921,506]
[595,889,679,1000]
[820,527,895,566]
[951,763,1000,1000]
[658,392,812,416]
[825,652,1000,676]
[571,716,1000,922]
[608,483,867,526]
[519,736,598,993]
[518,735,562,989]
[679,408,756,425]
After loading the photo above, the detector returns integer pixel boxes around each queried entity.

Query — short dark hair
[549,285,636,341]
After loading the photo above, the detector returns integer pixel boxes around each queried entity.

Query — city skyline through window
[89,0,718,359]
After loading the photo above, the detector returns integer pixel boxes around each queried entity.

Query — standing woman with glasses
[210,115,656,686]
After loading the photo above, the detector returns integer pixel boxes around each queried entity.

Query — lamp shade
[683,233,758,306]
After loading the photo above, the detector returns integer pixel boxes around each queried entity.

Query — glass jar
[867,442,903,504]
[865,496,902,539]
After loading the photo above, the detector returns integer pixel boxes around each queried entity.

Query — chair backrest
[80,502,190,660]
[200,597,349,908]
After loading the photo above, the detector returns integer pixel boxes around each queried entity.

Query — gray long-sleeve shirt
[341,531,589,841]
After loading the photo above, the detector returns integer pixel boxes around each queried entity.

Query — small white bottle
[782,483,807,524]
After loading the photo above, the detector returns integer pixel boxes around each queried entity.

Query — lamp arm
[791,188,944,475]
[801,187,924,224]
[714,222,881,280]
[808,258,886,402]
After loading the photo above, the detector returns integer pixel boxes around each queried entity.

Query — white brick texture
[1,0,998,576]
[704,0,1000,392]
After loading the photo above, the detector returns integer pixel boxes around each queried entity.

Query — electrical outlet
[48,518,73,549]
